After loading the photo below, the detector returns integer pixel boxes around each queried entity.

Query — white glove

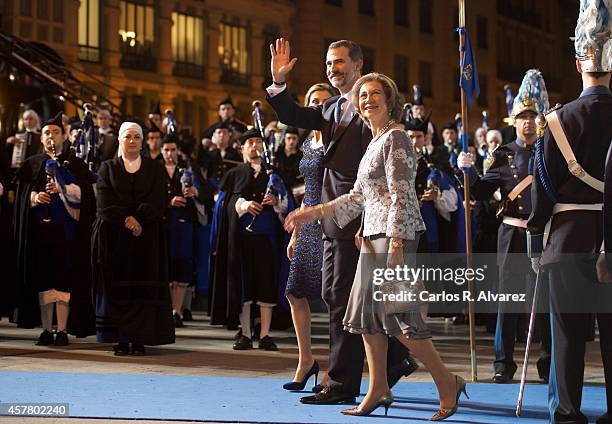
[531,257,541,274]
[457,152,474,168]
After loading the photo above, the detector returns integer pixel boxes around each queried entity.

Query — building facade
[1,0,580,137]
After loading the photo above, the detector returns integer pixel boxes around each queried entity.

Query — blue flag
[457,27,480,108]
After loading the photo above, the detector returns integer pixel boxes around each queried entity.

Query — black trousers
[322,238,410,397]
[494,268,551,375]
[548,260,612,423]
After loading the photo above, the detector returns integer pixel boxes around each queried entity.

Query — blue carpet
[0,371,606,423]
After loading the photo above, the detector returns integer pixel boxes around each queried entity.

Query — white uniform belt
[552,203,603,214]
[502,216,528,228]
[543,203,603,248]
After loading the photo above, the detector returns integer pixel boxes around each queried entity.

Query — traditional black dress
[1,131,41,317]
[13,150,96,336]
[92,157,175,345]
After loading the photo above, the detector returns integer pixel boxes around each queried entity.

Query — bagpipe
[245,100,289,232]
[164,108,178,137]
[43,130,80,223]
[74,103,99,174]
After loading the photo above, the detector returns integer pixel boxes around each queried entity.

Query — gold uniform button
[513,174,519,179]
[518,205,524,211]
[511,164,517,169]
[517,194,522,199]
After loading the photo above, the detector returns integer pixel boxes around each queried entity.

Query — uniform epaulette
[544,103,563,116]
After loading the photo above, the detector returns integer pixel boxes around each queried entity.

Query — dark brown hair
[327,40,363,62]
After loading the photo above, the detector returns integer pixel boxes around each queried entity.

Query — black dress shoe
[300,386,356,405]
[493,371,513,383]
[536,358,550,383]
[113,343,130,356]
[258,335,278,351]
[182,308,193,321]
[387,356,419,388]
[54,330,69,346]
[173,313,183,328]
[233,335,253,350]
[131,343,145,356]
[234,329,243,341]
[36,330,54,346]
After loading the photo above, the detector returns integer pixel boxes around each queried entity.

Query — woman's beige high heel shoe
[341,392,394,417]
[430,375,469,421]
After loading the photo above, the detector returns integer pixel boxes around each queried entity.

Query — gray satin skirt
[342,235,431,339]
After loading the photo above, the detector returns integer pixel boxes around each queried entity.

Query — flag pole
[458,0,478,382]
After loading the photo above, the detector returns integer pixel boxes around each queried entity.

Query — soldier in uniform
[459,69,552,384]
[528,2,612,422]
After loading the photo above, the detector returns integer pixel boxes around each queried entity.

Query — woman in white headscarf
[91,122,175,356]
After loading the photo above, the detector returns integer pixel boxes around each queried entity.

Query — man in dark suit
[266,38,415,405]
[527,4,612,422]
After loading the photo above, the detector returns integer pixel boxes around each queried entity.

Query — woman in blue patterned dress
[283,83,336,391]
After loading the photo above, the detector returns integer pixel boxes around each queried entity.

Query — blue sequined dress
[285,137,324,299]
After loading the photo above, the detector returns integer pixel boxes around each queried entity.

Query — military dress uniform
[528,87,612,423]
[463,69,553,383]
[468,139,551,381]
[526,2,612,422]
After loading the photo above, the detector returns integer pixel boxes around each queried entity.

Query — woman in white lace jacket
[285,73,466,421]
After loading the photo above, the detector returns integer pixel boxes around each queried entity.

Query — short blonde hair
[351,73,403,127]
[304,83,336,107]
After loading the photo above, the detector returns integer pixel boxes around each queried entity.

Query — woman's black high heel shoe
[430,375,469,421]
[282,361,319,391]
[341,392,394,416]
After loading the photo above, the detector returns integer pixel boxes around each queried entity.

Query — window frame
[172,10,206,78]
[78,0,102,63]
[218,19,250,86]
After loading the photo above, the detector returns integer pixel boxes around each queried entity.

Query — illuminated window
[118,0,156,71]
[218,21,249,86]
[78,0,100,62]
[172,12,204,78]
